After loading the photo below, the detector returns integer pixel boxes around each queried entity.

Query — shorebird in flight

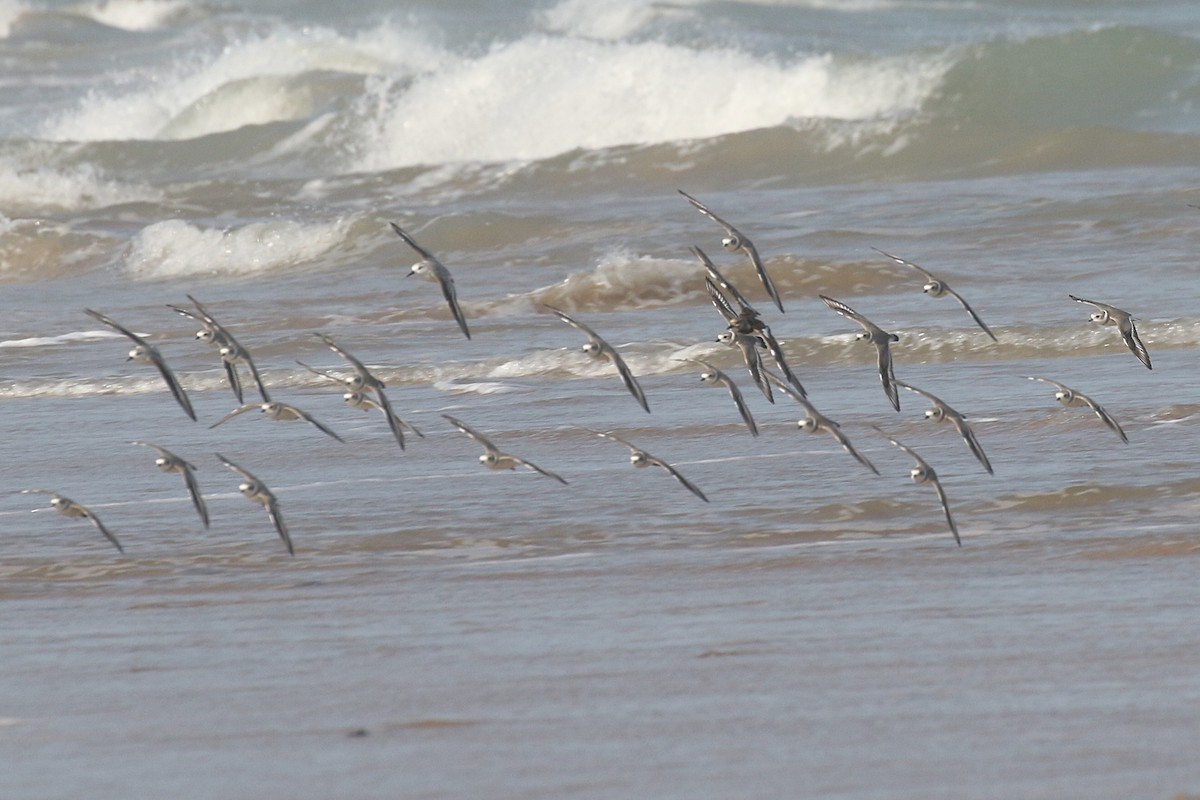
[586,428,708,502]
[679,358,758,436]
[544,305,650,413]
[895,381,993,474]
[131,441,210,528]
[765,371,879,475]
[873,428,961,546]
[84,308,196,421]
[1068,294,1151,370]
[215,454,293,555]
[169,295,270,403]
[21,489,124,553]
[679,190,784,312]
[820,294,901,412]
[443,415,567,484]
[873,248,997,342]
[390,222,471,340]
[211,399,344,443]
[1026,376,1128,443]
[694,246,804,396]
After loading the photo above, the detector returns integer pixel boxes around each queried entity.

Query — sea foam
[353,35,944,170]
[124,217,354,280]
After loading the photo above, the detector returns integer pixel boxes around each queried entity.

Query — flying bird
[765,371,879,475]
[586,428,708,502]
[819,294,901,412]
[169,295,270,403]
[215,454,293,556]
[873,248,997,342]
[694,246,804,396]
[679,189,784,312]
[131,441,210,528]
[1026,376,1128,443]
[442,415,567,484]
[84,308,196,421]
[21,489,124,553]
[390,222,471,339]
[716,329,773,404]
[210,400,344,443]
[679,358,758,436]
[873,428,961,547]
[895,381,993,475]
[1068,294,1151,370]
[544,305,650,413]
[305,333,419,448]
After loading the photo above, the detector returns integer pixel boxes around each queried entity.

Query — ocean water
[3,0,1200,797]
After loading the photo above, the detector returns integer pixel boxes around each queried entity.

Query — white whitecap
[124,217,353,279]
[41,25,444,142]
[0,156,162,212]
[73,0,189,31]
[353,36,946,170]
[0,0,27,38]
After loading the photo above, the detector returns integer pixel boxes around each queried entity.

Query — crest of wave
[352,35,945,170]
[125,217,353,279]
[0,156,161,212]
[40,25,445,142]
[76,0,190,31]
[0,0,24,38]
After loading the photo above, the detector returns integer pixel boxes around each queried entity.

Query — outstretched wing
[647,456,709,502]
[442,414,499,454]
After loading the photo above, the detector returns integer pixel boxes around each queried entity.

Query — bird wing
[442,414,499,455]
[691,359,758,437]
[647,455,709,502]
[289,404,344,443]
[82,508,124,553]
[606,347,650,413]
[1077,392,1129,444]
[209,403,261,428]
[514,455,569,485]
[265,496,294,556]
[950,416,994,475]
[179,463,210,528]
[315,333,383,388]
[704,275,740,326]
[694,247,756,316]
[389,221,438,262]
[945,286,998,342]
[145,348,196,421]
[819,294,875,332]
[1119,317,1152,370]
[828,424,879,476]
[432,262,471,340]
[872,247,937,283]
[756,326,804,397]
[929,478,961,546]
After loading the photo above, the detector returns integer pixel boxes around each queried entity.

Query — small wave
[0,154,162,213]
[72,0,192,31]
[124,217,355,280]
[0,0,27,38]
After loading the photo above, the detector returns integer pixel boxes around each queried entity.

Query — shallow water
[3,1,1200,797]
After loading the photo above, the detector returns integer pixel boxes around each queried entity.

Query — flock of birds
[22,189,1155,553]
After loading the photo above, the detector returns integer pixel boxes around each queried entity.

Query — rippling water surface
[3,1,1200,797]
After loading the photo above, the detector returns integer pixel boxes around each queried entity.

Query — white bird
[1026,376,1128,443]
[873,428,961,547]
[873,248,997,342]
[390,222,471,340]
[679,358,758,436]
[1068,294,1151,370]
[764,371,879,475]
[544,305,650,413]
[442,415,567,484]
[819,294,901,412]
[215,454,293,556]
[895,381,993,475]
[586,428,708,502]
[21,489,123,553]
[210,400,344,443]
[131,441,209,528]
[84,308,196,421]
[679,189,784,312]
